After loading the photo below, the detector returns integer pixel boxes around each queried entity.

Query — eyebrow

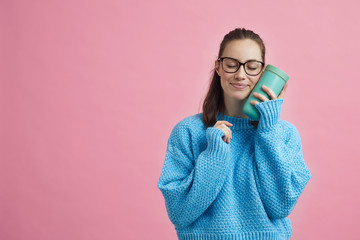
[224,57,262,62]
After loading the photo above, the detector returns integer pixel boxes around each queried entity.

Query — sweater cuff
[255,98,284,129]
[205,127,229,158]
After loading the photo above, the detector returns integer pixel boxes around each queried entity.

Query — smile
[231,83,248,90]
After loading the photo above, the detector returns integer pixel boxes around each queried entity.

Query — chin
[232,93,249,101]
[235,89,251,97]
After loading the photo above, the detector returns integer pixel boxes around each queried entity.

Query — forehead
[222,39,262,62]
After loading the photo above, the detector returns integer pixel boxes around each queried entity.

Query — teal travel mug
[243,64,289,120]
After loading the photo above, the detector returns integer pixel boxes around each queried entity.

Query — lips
[231,83,247,87]
[231,83,248,90]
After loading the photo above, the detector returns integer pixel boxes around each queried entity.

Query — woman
[157,27,311,240]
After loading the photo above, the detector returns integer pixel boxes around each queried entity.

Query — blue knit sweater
[157,99,311,240]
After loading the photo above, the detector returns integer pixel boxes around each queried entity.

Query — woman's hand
[250,82,288,105]
[214,121,233,144]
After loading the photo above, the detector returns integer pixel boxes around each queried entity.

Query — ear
[215,60,220,75]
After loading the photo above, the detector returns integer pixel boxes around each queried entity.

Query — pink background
[1,0,359,239]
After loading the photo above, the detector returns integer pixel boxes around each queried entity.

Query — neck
[223,97,249,119]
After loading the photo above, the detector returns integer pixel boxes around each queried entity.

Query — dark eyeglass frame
[217,57,265,76]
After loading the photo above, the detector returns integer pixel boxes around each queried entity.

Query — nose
[235,64,246,79]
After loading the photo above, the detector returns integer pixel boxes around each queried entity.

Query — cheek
[219,79,228,90]
[220,74,232,85]
[251,76,261,85]
[247,77,260,91]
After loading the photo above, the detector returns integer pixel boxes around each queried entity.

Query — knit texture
[157,99,312,240]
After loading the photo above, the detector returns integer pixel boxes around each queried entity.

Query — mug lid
[265,65,289,82]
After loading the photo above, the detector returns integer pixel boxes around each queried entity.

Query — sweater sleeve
[253,99,312,220]
[157,122,231,228]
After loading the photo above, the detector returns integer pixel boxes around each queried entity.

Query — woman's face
[215,39,264,101]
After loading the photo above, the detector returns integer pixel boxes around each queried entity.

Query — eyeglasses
[218,57,265,76]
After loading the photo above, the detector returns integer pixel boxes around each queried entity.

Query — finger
[218,121,233,127]
[218,123,232,139]
[224,127,232,140]
[278,82,288,99]
[251,100,260,105]
[215,121,232,130]
[227,128,232,140]
[262,85,277,100]
[253,92,269,102]
[226,128,232,143]
[223,134,230,143]
[221,128,231,142]
[224,121,233,127]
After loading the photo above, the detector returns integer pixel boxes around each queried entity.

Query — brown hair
[201,28,266,128]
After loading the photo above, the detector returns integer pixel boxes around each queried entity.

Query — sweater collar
[216,111,256,130]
